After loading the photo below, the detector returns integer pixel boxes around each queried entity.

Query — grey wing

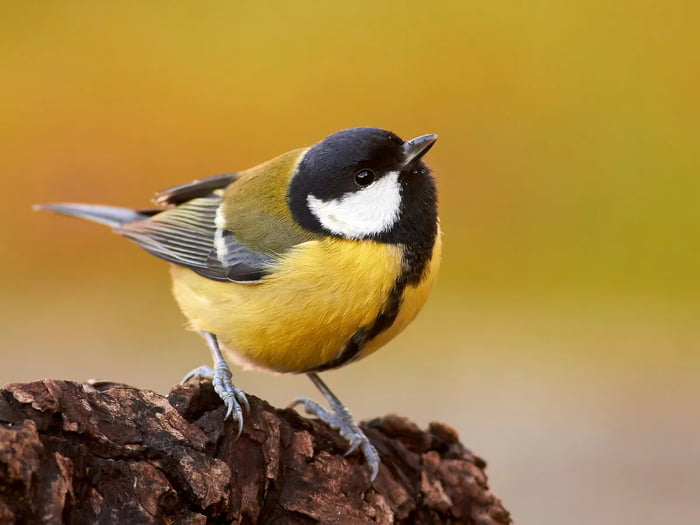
[116,194,275,283]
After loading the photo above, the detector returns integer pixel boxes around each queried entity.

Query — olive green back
[221,148,320,256]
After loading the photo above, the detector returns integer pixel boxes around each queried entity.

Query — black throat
[377,162,439,285]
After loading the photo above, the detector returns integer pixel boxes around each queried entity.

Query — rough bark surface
[0,379,511,524]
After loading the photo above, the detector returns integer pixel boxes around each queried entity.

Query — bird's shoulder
[220,147,320,256]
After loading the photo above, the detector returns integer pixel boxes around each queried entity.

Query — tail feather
[34,203,149,228]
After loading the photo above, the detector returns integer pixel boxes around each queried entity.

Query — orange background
[2,3,699,523]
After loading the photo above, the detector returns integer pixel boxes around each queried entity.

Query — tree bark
[0,379,511,524]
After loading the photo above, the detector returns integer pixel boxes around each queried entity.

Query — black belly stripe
[310,275,408,372]
[309,237,436,373]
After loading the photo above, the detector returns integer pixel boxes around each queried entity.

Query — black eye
[354,169,375,187]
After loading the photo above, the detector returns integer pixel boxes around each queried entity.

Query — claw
[236,388,250,414]
[181,365,215,385]
[191,332,249,439]
[211,368,247,437]
[293,376,381,481]
[292,397,337,427]
[344,440,361,456]
[362,441,380,481]
[289,397,304,409]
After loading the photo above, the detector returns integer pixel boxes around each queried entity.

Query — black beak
[401,134,438,167]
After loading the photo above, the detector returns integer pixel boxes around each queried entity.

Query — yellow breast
[170,233,441,373]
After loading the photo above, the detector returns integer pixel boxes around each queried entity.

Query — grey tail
[34,203,151,228]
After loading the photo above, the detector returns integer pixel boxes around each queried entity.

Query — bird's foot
[182,364,249,437]
[291,396,380,480]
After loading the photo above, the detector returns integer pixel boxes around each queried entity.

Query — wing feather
[116,194,274,283]
[153,173,239,206]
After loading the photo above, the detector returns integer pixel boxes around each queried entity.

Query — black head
[288,127,438,251]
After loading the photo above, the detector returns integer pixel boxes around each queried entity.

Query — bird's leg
[290,372,380,480]
[182,331,249,437]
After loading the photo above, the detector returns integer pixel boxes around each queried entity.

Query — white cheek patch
[306,171,402,239]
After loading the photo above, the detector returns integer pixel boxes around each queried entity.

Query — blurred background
[2,2,699,523]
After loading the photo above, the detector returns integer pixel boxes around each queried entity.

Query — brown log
[0,378,511,524]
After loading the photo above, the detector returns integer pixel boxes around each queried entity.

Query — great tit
[37,127,441,480]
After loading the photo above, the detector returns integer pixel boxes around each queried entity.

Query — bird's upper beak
[401,134,438,167]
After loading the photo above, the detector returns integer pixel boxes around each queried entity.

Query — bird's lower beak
[401,134,438,167]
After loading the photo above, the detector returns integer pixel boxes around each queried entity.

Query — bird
[36,127,441,480]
